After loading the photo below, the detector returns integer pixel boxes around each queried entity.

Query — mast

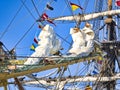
[107,0,115,90]
[103,0,116,89]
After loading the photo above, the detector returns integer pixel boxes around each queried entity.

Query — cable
[31,0,41,17]
[14,22,35,48]
[20,0,36,20]
[56,33,71,45]
[65,0,79,27]
[0,0,26,40]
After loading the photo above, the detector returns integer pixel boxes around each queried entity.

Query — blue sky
[0,0,98,90]
[0,0,82,89]
[0,0,95,57]
[1,0,118,90]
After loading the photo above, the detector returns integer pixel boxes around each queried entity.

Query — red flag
[41,13,56,26]
[34,37,38,44]
[41,13,48,20]
[116,0,120,6]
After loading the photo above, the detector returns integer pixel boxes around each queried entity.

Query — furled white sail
[52,9,120,22]
[80,23,95,56]
[68,28,85,55]
[24,24,61,65]
[68,23,95,57]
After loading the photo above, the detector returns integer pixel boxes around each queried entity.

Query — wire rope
[14,22,35,48]
[31,0,41,17]
[20,0,36,20]
[0,0,26,40]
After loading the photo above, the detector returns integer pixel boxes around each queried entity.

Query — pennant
[46,4,54,10]
[30,43,36,51]
[41,13,56,26]
[116,0,120,6]
[70,2,83,11]
[38,25,42,28]
[34,37,38,44]
[41,13,48,20]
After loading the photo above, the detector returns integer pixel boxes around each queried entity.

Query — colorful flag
[34,37,38,44]
[30,43,36,51]
[115,0,120,6]
[46,4,54,10]
[41,13,56,26]
[70,2,83,11]
[41,13,48,20]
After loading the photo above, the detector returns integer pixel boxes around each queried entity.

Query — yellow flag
[70,2,83,11]
[30,44,35,51]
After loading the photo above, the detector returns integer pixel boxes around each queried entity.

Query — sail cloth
[68,23,95,57]
[68,28,85,55]
[24,24,61,65]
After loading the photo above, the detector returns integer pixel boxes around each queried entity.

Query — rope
[65,0,79,27]
[56,33,71,45]
[0,0,26,40]
[14,22,35,48]
[20,0,36,20]
[27,74,49,89]
[54,67,65,90]
[31,0,41,17]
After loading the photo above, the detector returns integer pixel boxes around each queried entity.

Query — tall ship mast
[0,0,120,90]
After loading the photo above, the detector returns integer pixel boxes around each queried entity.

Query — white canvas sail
[24,24,61,65]
[68,23,95,56]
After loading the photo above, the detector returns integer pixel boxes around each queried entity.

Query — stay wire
[20,0,36,20]
[65,0,79,27]
[29,75,49,89]
[31,0,41,17]
[56,33,71,45]
[54,67,63,90]
[14,22,36,48]
[94,51,116,88]
[0,0,26,40]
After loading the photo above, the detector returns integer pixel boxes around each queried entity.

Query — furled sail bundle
[68,27,85,55]
[68,23,95,57]
[80,23,95,56]
[24,24,61,65]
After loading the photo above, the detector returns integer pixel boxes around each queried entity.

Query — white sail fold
[68,23,95,56]
[24,24,61,65]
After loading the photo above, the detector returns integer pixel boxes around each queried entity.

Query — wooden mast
[105,0,116,89]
